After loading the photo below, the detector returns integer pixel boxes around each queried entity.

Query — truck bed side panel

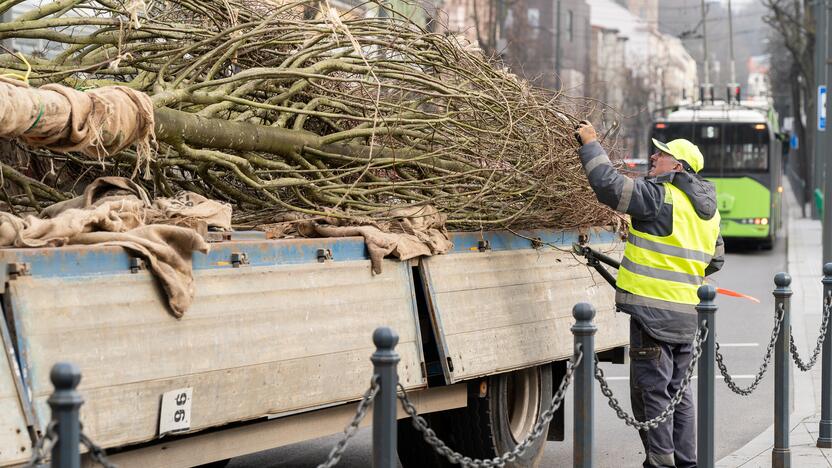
[7,257,425,450]
[423,237,627,383]
[0,317,29,466]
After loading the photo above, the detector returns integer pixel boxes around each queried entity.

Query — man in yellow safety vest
[575,121,724,468]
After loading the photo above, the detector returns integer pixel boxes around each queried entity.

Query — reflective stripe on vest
[616,182,721,306]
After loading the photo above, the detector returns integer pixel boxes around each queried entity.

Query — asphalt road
[230,231,787,468]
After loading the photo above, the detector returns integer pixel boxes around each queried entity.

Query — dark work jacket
[578,141,725,342]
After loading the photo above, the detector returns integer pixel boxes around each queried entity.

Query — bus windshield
[651,123,770,175]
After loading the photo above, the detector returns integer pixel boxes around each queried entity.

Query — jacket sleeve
[578,141,663,221]
[705,234,725,276]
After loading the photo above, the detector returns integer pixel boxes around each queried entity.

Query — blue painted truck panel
[0,228,617,279]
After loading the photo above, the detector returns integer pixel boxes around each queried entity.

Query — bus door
[713,123,774,239]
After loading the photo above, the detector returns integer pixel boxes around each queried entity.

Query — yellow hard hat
[651,138,705,173]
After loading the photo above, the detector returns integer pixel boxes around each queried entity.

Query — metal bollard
[49,362,83,468]
[572,303,596,468]
[820,263,832,448]
[371,327,400,468]
[773,272,792,468]
[696,285,717,468]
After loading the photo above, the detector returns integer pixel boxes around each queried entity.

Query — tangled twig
[0,0,623,231]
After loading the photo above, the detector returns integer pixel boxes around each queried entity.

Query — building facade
[587,0,697,157]
[747,55,771,100]
[439,0,591,95]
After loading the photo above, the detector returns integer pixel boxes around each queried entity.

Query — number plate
[158,387,192,435]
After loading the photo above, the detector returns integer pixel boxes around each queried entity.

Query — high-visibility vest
[616,182,721,313]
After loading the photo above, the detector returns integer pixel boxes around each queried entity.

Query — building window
[567,10,574,42]
[527,8,539,38]
[450,5,466,31]
[527,9,539,28]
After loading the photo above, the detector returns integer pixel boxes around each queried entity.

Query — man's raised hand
[574,120,597,146]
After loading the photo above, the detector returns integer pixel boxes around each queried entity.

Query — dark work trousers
[630,319,696,468]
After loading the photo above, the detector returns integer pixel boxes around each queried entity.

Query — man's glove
[574,120,597,146]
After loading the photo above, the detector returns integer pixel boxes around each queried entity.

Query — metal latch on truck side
[7,262,29,279]
[316,249,333,263]
[231,252,249,268]
[129,257,145,273]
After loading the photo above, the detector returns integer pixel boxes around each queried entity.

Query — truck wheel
[398,364,553,468]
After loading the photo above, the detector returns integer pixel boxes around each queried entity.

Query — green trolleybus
[650,102,783,249]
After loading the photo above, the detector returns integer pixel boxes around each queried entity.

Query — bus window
[723,124,769,172]
[651,123,722,174]
[694,124,725,175]
[651,122,769,175]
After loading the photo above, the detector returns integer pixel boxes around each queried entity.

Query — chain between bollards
[317,377,379,468]
[397,353,581,467]
[714,302,784,396]
[595,327,706,431]
[319,326,399,468]
[772,272,792,468]
[819,264,832,448]
[572,303,596,468]
[697,284,717,468]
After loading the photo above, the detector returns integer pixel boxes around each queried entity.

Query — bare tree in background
[469,0,511,58]
[463,0,564,90]
[763,0,814,208]
[623,68,653,158]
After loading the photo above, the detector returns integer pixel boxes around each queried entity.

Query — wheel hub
[507,367,541,442]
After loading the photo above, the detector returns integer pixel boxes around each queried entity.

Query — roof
[586,0,644,38]
[585,0,654,69]
[664,104,769,124]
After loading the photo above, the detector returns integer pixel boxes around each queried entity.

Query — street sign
[820,86,827,131]
[791,134,799,150]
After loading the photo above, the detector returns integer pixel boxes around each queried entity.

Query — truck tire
[398,364,553,468]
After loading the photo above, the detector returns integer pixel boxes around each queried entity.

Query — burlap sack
[259,205,453,274]
[153,192,232,231]
[4,176,235,318]
[0,78,154,163]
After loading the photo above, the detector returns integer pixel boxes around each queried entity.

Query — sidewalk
[717,186,831,467]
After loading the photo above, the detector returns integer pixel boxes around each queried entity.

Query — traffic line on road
[603,375,757,381]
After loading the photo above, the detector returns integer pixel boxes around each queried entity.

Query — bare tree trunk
[471,0,508,57]
[154,108,473,173]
